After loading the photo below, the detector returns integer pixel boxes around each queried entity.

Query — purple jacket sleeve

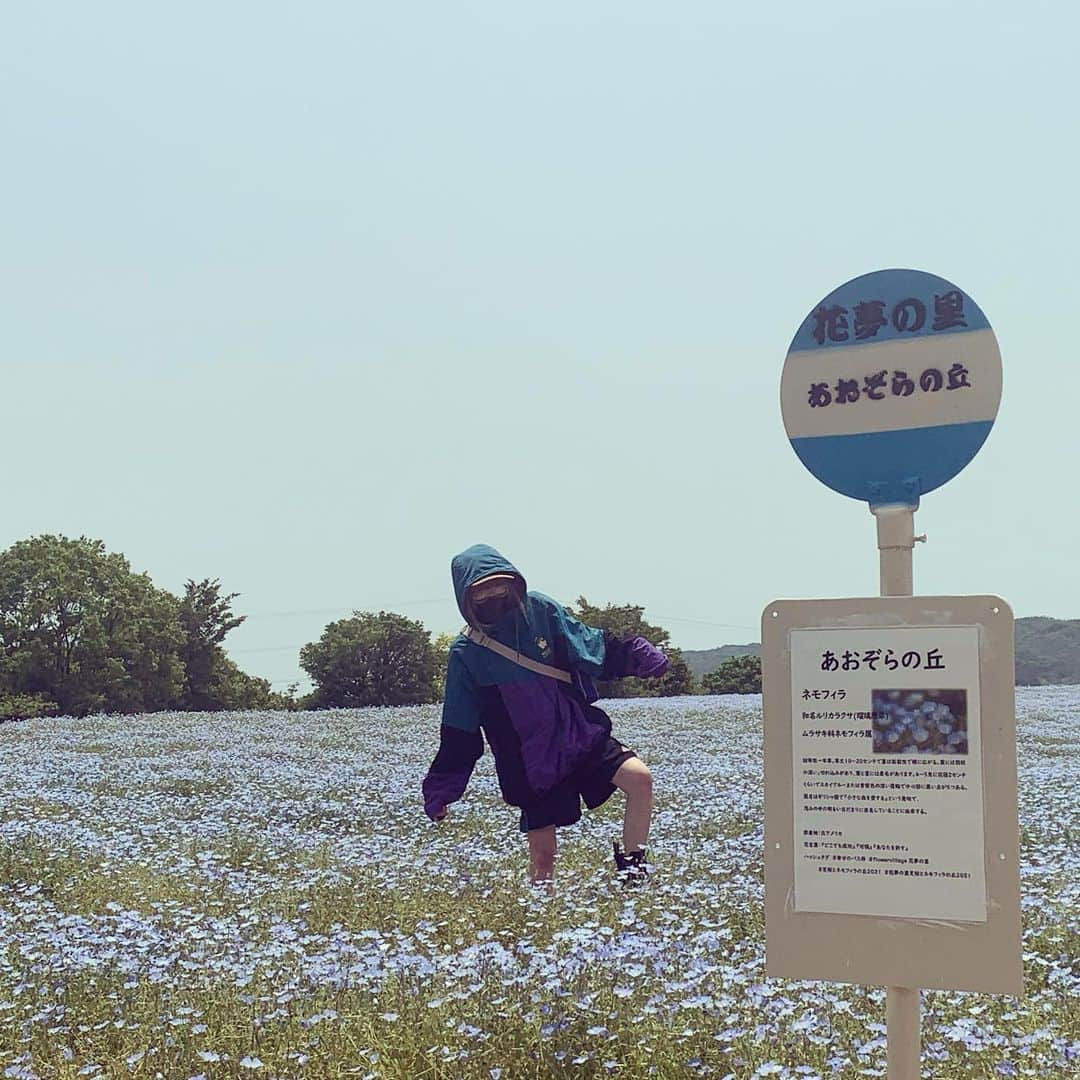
[422,650,483,819]
[600,634,669,680]
[624,635,670,677]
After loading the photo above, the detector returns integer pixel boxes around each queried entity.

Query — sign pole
[873,503,918,597]
[873,502,921,1079]
[771,268,1018,1078]
[886,987,921,1080]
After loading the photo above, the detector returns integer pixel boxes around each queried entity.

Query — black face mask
[473,594,515,627]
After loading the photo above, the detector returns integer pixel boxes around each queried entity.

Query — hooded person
[421,543,669,886]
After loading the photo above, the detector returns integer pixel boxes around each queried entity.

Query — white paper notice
[790,625,987,921]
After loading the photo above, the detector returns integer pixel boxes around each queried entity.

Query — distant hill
[683,643,761,678]
[683,617,1080,686]
[1015,617,1080,685]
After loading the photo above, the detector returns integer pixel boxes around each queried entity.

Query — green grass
[0,698,1076,1079]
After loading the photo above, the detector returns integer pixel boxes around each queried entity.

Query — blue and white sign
[781,268,1002,506]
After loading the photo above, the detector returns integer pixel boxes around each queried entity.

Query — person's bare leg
[527,826,557,891]
[612,757,653,853]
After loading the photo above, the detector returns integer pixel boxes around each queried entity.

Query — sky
[3,2,1078,692]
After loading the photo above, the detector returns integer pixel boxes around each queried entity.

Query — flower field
[0,689,1076,1079]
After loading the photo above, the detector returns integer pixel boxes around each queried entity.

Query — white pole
[872,503,923,1080]
[874,503,916,597]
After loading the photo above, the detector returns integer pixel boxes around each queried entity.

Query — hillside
[683,643,761,678]
[1014,617,1080,685]
[683,617,1080,686]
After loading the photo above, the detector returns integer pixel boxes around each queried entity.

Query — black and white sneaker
[613,840,649,887]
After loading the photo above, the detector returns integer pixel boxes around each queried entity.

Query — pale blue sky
[4,3,1078,691]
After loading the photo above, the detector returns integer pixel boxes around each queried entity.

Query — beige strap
[463,626,572,684]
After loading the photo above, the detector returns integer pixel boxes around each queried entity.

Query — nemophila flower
[0,695,1075,1076]
[4,1067,38,1080]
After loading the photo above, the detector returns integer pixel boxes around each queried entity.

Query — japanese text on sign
[811,290,969,345]
[790,625,987,921]
[808,364,971,408]
[820,648,945,672]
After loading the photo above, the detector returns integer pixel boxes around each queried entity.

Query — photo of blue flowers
[871,689,969,754]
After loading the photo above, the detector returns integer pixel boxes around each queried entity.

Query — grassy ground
[0,690,1076,1079]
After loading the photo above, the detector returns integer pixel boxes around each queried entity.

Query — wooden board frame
[762,596,1022,995]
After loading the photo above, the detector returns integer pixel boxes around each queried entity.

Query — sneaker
[612,840,649,887]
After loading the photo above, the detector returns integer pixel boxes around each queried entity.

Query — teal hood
[451,544,528,625]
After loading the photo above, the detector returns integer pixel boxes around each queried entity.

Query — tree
[566,597,682,698]
[0,692,58,722]
[300,611,440,708]
[702,654,762,695]
[208,655,285,711]
[0,535,184,716]
[653,647,696,696]
[431,631,457,700]
[268,681,305,712]
[179,578,246,710]
[0,534,312,716]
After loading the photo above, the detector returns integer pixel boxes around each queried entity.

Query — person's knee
[620,761,653,799]
[636,765,653,800]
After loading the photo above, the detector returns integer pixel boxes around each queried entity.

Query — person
[421,543,669,887]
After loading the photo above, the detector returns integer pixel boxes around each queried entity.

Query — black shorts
[518,737,636,834]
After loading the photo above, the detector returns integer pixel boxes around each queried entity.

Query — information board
[762,596,1021,995]
[791,625,985,922]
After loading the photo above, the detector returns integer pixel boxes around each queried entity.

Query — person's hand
[432,805,448,823]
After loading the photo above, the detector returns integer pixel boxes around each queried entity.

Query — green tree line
[0,536,759,719]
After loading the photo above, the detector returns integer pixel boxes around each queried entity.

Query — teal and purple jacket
[422,544,669,819]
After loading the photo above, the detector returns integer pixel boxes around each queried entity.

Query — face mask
[469,580,517,627]
[473,593,515,626]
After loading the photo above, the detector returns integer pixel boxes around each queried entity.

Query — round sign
[781,268,1002,507]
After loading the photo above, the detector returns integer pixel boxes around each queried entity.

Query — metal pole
[872,502,922,1080]
[874,503,916,597]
